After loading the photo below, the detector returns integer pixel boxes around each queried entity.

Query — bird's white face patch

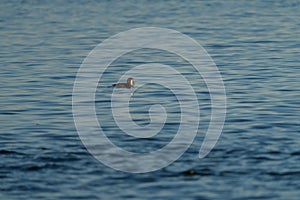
[130,79,133,86]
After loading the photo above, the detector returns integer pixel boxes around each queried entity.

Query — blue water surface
[1,0,300,199]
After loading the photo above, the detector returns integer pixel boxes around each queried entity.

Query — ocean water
[1,0,300,199]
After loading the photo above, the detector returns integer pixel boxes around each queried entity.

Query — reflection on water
[1,0,300,199]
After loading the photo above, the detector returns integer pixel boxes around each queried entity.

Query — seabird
[112,78,135,89]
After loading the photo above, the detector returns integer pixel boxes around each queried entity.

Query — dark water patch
[21,163,63,171]
[0,150,17,154]
[0,111,19,115]
[224,148,248,155]
[33,152,82,163]
[265,171,300,177]
[271,122,300,129]
[291,151,300,156]
[251,124,273,130]
[226,118,253,123]
[219,170,252,177]
[249,155,285,161]
[0,149,27,156]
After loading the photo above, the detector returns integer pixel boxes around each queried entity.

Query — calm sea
[1,0,300,199]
